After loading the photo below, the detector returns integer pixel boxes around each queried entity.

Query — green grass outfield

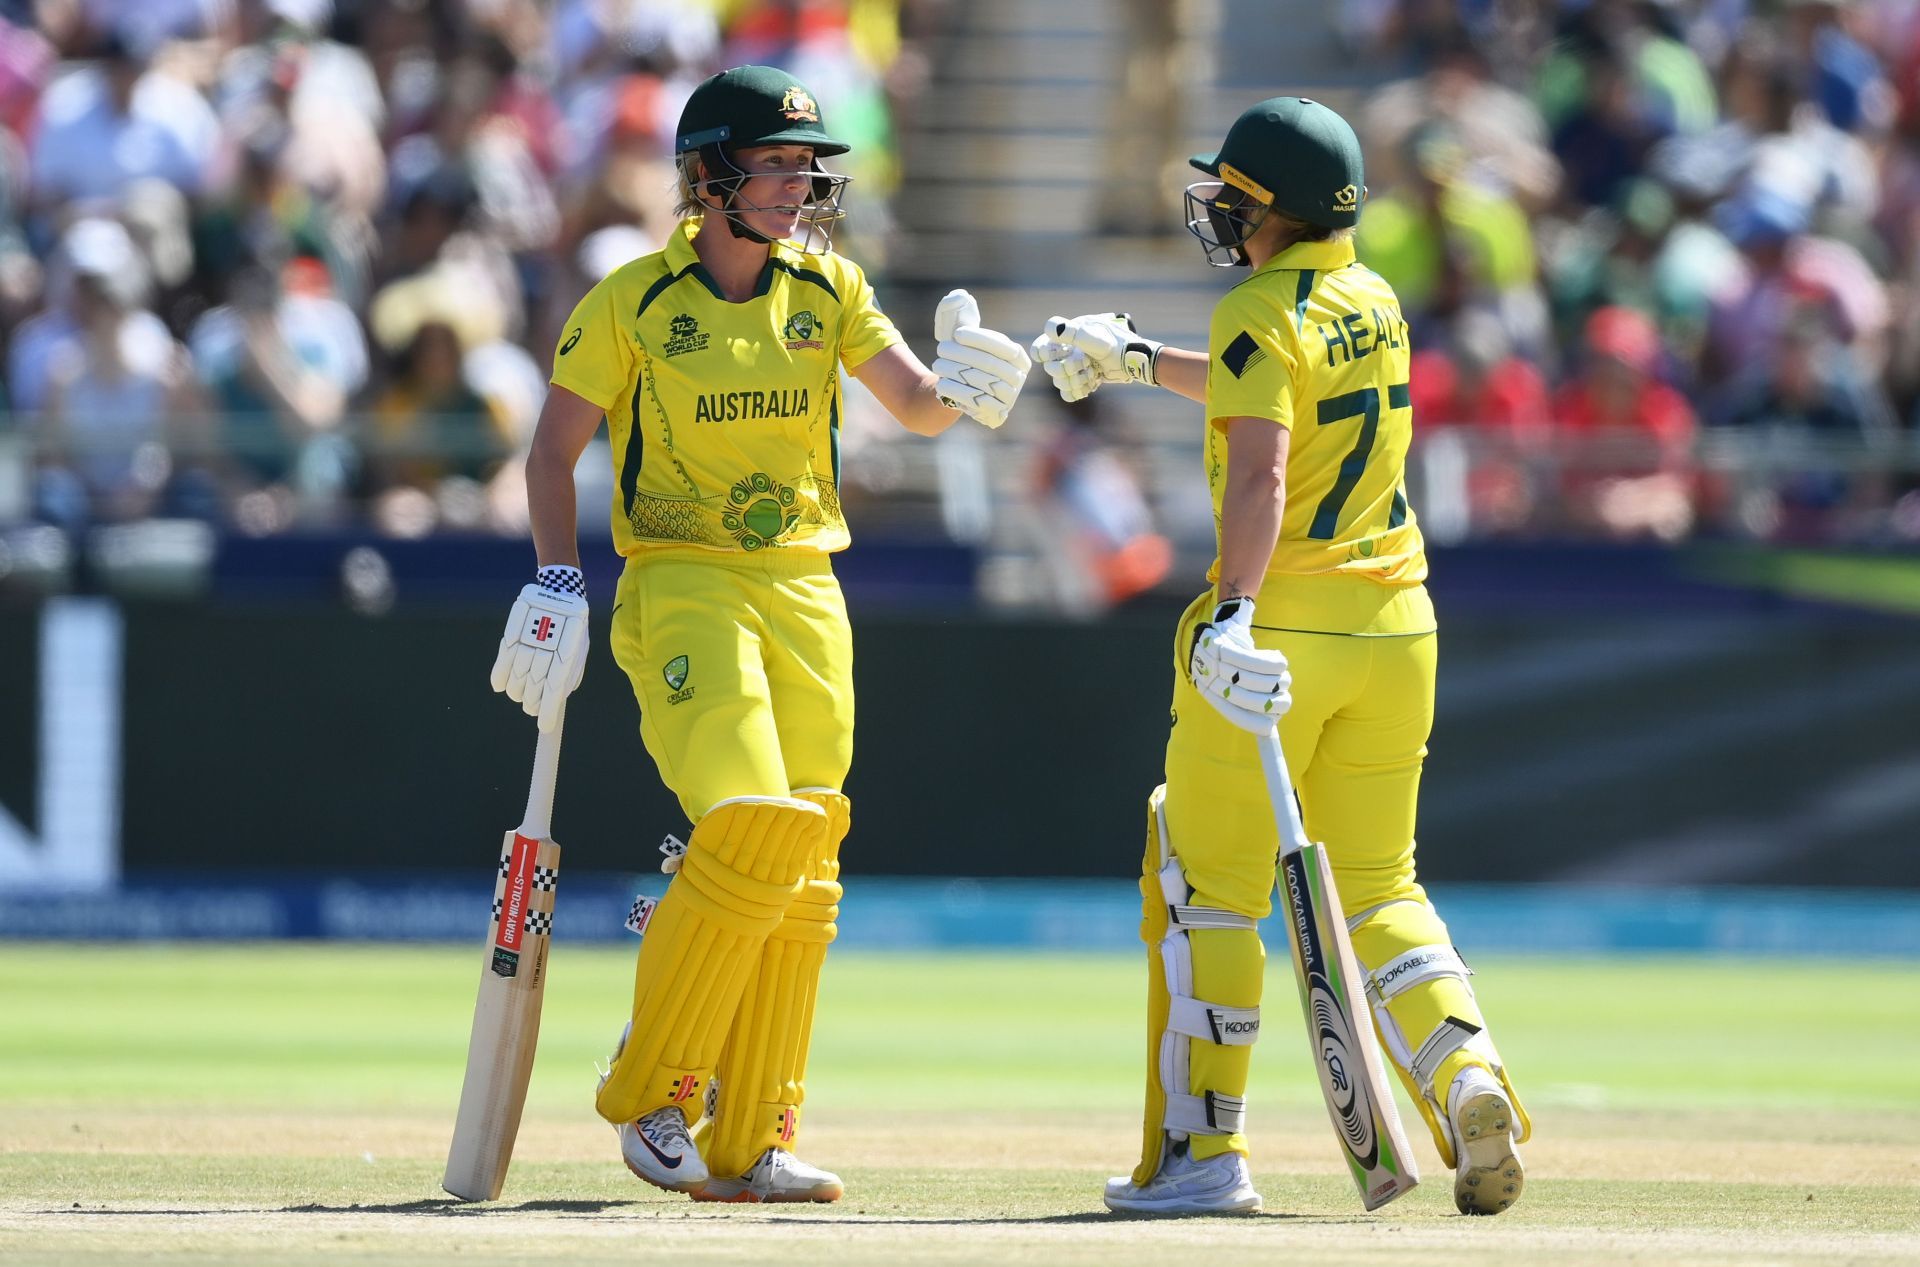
[3,944,1917,1265]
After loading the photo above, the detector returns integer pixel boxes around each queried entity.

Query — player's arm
[1186,414,1294,734]
[856,288,1031,434]
[1214,415,1289,602]
[1031,314,1208,404]
[492,277,631,730]
[851,342,963,436]
[524,385,603,569]
[491,382,600,732]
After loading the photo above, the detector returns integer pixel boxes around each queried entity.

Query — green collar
[666,215,794,302]
[1255,236,1356,276]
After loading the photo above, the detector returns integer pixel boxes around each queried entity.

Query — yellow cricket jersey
[1204,236,1433,635]
[549,218,903,556]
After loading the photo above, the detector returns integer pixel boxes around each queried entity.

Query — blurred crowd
[1346,0,1920,543]
[0,0,930,537]
[7,0,1920,558]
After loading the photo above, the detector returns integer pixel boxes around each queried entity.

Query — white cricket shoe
[598,1022,708,1195]
[1103,1146,1262,1215]
[693,1148,844,1204]
[617,1106,709,1194]
[1449,1065,1524,1215]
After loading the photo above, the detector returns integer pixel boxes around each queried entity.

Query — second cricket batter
[490,66,1029,1204]
[1034,96,1531,1216]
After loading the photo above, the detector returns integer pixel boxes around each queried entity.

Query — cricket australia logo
[781,86,819,122]
[782,309,823,350]
[663,655,695,705]
[722,471,801,551]
[663,312,710,358]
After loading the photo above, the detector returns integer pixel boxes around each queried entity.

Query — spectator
[1028,399,1172,614]
[27,32,220,210]
[187,256,368,521]
[367,316,514,534]
[1551,305,1699,541]
[1356,121,1545,353]
[33,216,201,527]
[1712,306,1897,537]
[1707,185,1891,385]
[8,213,176,415]
[1363,29,1562,213]
[1408,310,1552,533]
[1549,42,1665,209]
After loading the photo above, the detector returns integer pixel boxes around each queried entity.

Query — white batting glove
[1032,313,1163,403]
[490,565,589,733]
[1188,598,1292,735]
[932,288,1031,429]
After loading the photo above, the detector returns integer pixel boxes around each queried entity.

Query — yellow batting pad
[708,789,848,1178]
[595,797,825,1126]
[1348,898,1531,1166]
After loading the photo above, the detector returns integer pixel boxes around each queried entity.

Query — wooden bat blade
[1278,840,1420,1211]
[443,829,560,1201]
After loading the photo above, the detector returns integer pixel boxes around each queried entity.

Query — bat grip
[518,700,564,839]
[1256,727,1311,860]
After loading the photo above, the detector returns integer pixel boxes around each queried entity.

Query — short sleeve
[1206,287,1299,431]
[548,275,633,411]
[836,259,904,371]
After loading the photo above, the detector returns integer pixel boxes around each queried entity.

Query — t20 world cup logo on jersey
[783,309,823,350]
[664,313,709,357]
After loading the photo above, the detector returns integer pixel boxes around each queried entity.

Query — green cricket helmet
[1185,96,1366,267]
[676,65,852,251]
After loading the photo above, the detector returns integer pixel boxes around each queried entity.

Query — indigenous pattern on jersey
[1204,236,1426,588]
[550,218,902,556]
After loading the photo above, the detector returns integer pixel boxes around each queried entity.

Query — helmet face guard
[1184,179,1270,268]
[695,144,851,255]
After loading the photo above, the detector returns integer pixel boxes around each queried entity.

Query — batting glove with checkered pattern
[490,565,588,733]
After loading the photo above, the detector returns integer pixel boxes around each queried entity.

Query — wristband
[536,565,586,599]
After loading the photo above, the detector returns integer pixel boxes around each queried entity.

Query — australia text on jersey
[693,389,813,423]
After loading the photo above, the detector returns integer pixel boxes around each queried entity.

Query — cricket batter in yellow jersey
[1033,96,1531,1217]
[487,66,1030,1204]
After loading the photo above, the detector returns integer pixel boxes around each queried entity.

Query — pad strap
[1165,1090,1246,1135]
[1367,943,1471,1005]
[1168,904,1257,932]
[1410,1015,1487,1096]
[1167,996,1261,1046]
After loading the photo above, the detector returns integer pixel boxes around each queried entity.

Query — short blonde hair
[673,153,706,220]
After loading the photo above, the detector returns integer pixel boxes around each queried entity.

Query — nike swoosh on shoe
[636,1131,682,1169]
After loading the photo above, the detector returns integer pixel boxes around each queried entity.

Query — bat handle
[1255,726,1311,860]
[518,700,565,840]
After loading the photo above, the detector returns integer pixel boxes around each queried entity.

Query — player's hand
[490,566,589,733]
[932,288,1030,429]
[1032,313,1163,403]
[1188,598,1292,735]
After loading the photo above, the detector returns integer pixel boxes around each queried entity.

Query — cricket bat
[1256,727,1419,1211]
[443,703,565,1202]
